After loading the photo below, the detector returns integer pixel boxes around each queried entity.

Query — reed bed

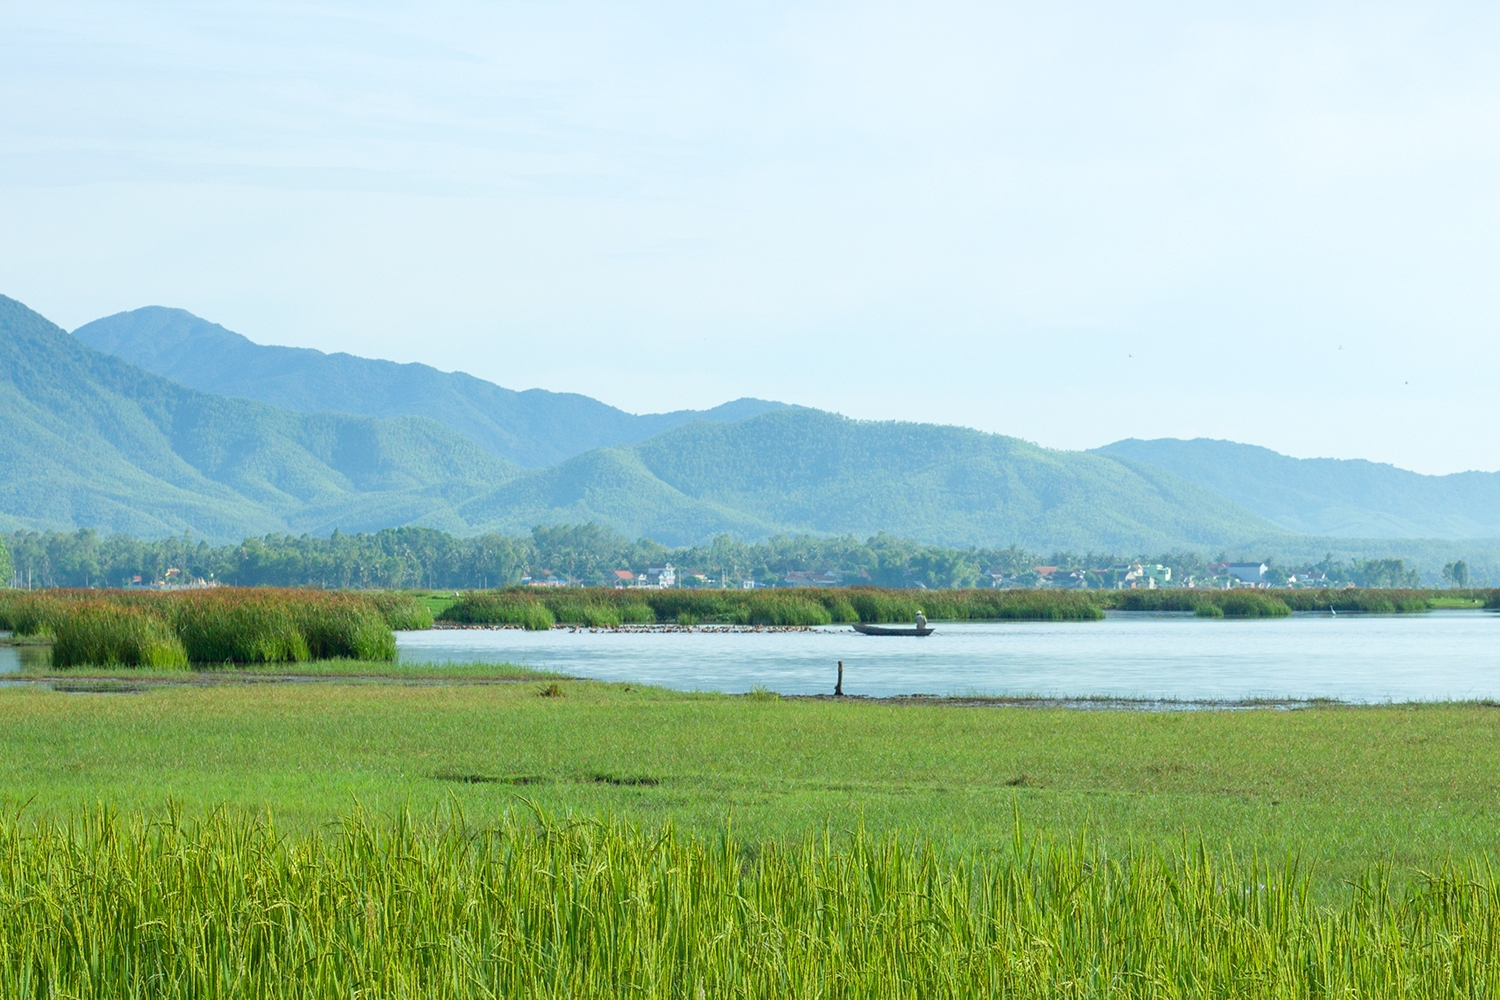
[365,590,435,631]
[49,600,189,669]
[439,586,1105,627]
[1103,588,1471,615]
[0,589,395,666]
[0,807,1496,999]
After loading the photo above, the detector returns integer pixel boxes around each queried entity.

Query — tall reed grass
[0,589,396,666]
[1109,588,1456,615]
[49,601,189,669]
[0,806,1496,998]
[365,590,435,631]
[440,591,556,629]
[439,586,1106,626]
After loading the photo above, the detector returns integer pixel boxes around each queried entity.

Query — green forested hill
[1096,438,1500,539]
[459,410,1289,550]
[73,306,786,467]
[0,296,516,541]
[0,295,1334,552]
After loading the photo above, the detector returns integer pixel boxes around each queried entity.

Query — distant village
[524,560,1346,591]
[5,525,1448,591]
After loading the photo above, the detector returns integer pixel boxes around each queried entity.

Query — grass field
[5,668,1500,994]
[7,594,1499,994]
[1,674,1496,892]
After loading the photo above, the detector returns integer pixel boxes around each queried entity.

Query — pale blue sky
[3,1,1498,474]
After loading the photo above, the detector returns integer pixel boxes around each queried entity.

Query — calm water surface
[0,640,50,675]
[396,611,1500,702]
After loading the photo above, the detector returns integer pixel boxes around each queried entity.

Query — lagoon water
[0,640,49,675]
[396,611,1500,702]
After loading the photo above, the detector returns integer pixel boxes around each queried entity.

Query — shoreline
[3,670,1493,712]
[429,622,820,633]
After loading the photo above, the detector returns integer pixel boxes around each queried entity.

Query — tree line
[0,525,1457,591]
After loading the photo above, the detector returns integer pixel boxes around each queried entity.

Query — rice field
[0,678,1498,994]
[0,804,1495,999]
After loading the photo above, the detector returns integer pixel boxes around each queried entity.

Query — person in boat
[915,609,927,630]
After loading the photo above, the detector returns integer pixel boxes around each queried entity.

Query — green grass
[441,585,1500,629]
[441,585,1106,626]
[16,659,564,682]
[50,600,190,669]
[0,588,397,664]
[364,589,435,630]
[1429,595,1487,609]
[1,680,1498,890]
[1105,587,1482,614]
[3,806,1497,999]
[5,679,1500,994]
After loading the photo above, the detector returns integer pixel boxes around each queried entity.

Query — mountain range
[5,294,1285,551]
[73,307,785,468]
[3,295,1498,574]
[1094,438,1500,540]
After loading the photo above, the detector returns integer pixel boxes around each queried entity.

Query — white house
[645,564,676,588]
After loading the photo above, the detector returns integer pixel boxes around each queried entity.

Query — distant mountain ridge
[0,295,516,540]
[73,307,786,468]
[458,410,1290,549]
[1095,438,1500,540]
[13,293,1497,569]
[1,294,1295,551]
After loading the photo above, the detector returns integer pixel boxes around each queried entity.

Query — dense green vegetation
[3,682,1499,881]
[75,304,1500,549]
[1107,587,1467,615]
[49,600,190,669]
[6,672,1500,993]
[0,589,396,665]
[365,590,435,630]
[12,294,1500,573]
[0,294,516,543]
[6,521,1482,591]
[1099,436,1500,540]
[5,293,1287,552]
[442,586,1106,627]
[453,407,1287,550]
[75,305,785,468]
[442,584,1494,627]
[3,805,1497,998]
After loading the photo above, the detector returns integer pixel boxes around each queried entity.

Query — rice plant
[0,806,1496,998]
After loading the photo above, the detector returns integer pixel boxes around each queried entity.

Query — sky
[3,1,1498,475]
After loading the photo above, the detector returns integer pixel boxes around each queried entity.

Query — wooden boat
[852,622,934,637]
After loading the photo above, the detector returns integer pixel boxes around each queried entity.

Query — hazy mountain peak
[73,306,788,468]
[1095,437,1500,539]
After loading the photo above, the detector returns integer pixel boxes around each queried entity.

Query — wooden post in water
[835,660,844,697]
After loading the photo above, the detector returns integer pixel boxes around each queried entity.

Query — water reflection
[0,641,50,674]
